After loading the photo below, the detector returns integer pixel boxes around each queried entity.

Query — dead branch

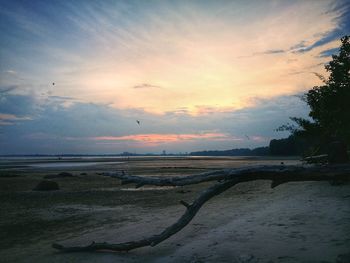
[52,178,240,252]
[103,164,350,187]
[53,164,350,253]
[303,154,328,164]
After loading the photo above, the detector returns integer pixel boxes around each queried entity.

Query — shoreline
[0,157,349,262]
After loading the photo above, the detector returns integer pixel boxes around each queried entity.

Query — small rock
[33,180,59,191]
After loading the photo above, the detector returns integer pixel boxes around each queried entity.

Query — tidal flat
[0,156,349,263]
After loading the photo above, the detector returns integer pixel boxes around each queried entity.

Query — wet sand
[0,157,349,262]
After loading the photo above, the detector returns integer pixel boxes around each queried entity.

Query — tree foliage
[287,36,350,150]
[269,134,314,156]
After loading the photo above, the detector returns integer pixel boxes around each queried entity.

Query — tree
[284,36,350,156]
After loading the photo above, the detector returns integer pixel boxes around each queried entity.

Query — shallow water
[29,161,124,168]
[0,155,301,171]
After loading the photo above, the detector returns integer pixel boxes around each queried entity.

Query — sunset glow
[1,0,349,154]
[91,133,237,147]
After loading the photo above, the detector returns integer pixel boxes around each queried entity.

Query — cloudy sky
[0,0,349,154]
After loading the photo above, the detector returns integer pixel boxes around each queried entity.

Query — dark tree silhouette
[282,36,350,159]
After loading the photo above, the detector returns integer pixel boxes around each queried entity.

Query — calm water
[29,161,125,168]
[0,155,301,171]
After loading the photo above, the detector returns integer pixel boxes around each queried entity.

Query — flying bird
[52,82,55,86]
[245,135,250,140]
[136,120,140,125]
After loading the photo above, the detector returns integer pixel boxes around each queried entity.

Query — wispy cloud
[319,47,339,57]
[253,49,286,56]
[1,0,343,114]
[0,85,18,94]
[291,1,349,53]
[132,83,163,89]
[4,70,16,74]
[261,49,285,54]
[0,113,31,120]
[48,95,76,101]
[0,0,345,154]
[0,93,38,116]
[0,113,32,126]
[0,90,310,154]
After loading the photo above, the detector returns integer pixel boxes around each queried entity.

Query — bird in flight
[136,120,140,125]
[52,82,55,86]
[245,135,250,140]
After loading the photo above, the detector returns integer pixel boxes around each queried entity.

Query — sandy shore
[0,157,349,262]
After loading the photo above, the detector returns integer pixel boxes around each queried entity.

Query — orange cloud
[0,114,32,125]
[92,133,237,145]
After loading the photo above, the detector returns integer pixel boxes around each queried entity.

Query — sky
[0,0,349,154]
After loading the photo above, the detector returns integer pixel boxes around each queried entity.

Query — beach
[0,157,349,263]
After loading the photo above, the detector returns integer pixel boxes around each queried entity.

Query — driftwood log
[303,154,328,164]
[53,164,350,253]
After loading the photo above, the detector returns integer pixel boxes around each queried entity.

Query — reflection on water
[0,155,301,171]
[30,161,124,168]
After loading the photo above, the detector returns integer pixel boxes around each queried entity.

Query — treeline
[269,135,314,156]
[190,135,314,157]
[190,146,270,156]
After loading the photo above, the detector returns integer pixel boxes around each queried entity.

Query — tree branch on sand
[52,164,350,253]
